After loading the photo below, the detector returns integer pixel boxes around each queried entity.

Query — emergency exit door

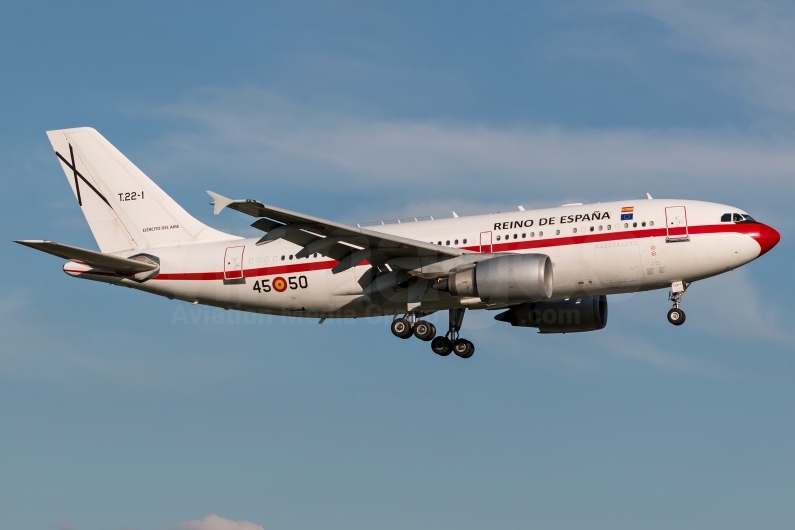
[665,206,689,241]
[480,231,492,253]
[224,246,245,280]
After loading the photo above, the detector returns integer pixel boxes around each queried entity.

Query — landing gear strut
[430,308,475,358]
[667,281,689,326]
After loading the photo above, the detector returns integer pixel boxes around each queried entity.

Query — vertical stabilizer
[46,127,237,253]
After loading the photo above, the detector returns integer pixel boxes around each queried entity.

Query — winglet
[646,193,653,200]
[206,190,236,215]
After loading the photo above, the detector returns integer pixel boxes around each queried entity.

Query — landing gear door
[224,246,245,280]
[480,231,492,253]
[665,206,689,242]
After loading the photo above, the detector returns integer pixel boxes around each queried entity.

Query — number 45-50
[252,276,308,293]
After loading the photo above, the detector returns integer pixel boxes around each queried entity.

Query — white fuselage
[64,199,770,318]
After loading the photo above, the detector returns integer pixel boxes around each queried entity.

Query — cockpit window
[727,213,757,223]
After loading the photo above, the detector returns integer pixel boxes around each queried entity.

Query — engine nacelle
[494,295,608,333]
[436,254,553,303]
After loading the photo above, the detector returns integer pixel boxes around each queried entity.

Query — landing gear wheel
[452,339,475,359]
[391,318,413,339]
[413,321,436,341]
[431,336,452,356]
[667,308,686,326]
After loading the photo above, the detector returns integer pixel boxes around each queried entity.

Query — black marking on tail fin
[55,145,112,208]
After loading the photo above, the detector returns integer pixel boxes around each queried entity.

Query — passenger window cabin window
[555,230,560,235]
[530,232,535,237]
[642,222,646,227]
[514,234,518,239]
[633,222,637,228]
[437,241,441,245]
[521,233,526,238]
[281,255,285,261]
[649,221,654,226]
[463,238,467,244]
[607,224,611,230]
[598,225,603,231]
[624,223,628,228]
[573,228,578,233]
[721,213,731,222]
[314,253,318,258]
[446,240,450,245]
[539,231,544,237]
[589,226,594,232]
[496,235,501,241]
[454,239,459,245]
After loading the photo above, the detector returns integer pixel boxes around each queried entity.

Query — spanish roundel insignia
[272,276,287,292]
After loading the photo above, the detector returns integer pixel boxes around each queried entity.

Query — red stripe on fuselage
[151,223,759,281]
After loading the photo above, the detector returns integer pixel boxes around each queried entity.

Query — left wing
[207,191,464,273]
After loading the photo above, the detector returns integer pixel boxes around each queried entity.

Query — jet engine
[433,254,553,303]
[494,295,608,333]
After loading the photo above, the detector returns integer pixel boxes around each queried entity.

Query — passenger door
[480,231,492,253]
[223,246,245,280]
[665,206,689,241]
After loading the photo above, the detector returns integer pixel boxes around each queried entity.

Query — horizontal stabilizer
[14,240,158,274]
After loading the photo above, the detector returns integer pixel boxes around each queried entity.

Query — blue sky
[2,2,794,529]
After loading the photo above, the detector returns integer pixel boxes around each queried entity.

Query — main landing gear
[667,281,689,326]
[390,315,436,340]
[391,308,475,359]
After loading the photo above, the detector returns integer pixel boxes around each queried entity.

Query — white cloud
[687,268,795,344]
[148,87,795,210]
[177,514,263,530]
[599,333,740,380]
[623,0,795,113]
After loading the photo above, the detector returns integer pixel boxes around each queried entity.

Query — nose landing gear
[667,281,689,326]
[391,308,476,359]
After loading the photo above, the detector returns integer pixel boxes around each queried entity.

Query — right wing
[207,191,464,273]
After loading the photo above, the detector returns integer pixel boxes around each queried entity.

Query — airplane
[16,128,780,359]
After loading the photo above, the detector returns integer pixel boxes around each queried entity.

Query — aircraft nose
[752,223,780,257]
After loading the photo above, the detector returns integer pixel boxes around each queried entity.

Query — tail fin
[46,127,237,253]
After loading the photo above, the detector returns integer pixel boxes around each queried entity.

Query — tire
[453,339,475,359]
[667,308,686,326]
[413,320,435,341]
[431,336,452,356]
[391,318,413,338]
